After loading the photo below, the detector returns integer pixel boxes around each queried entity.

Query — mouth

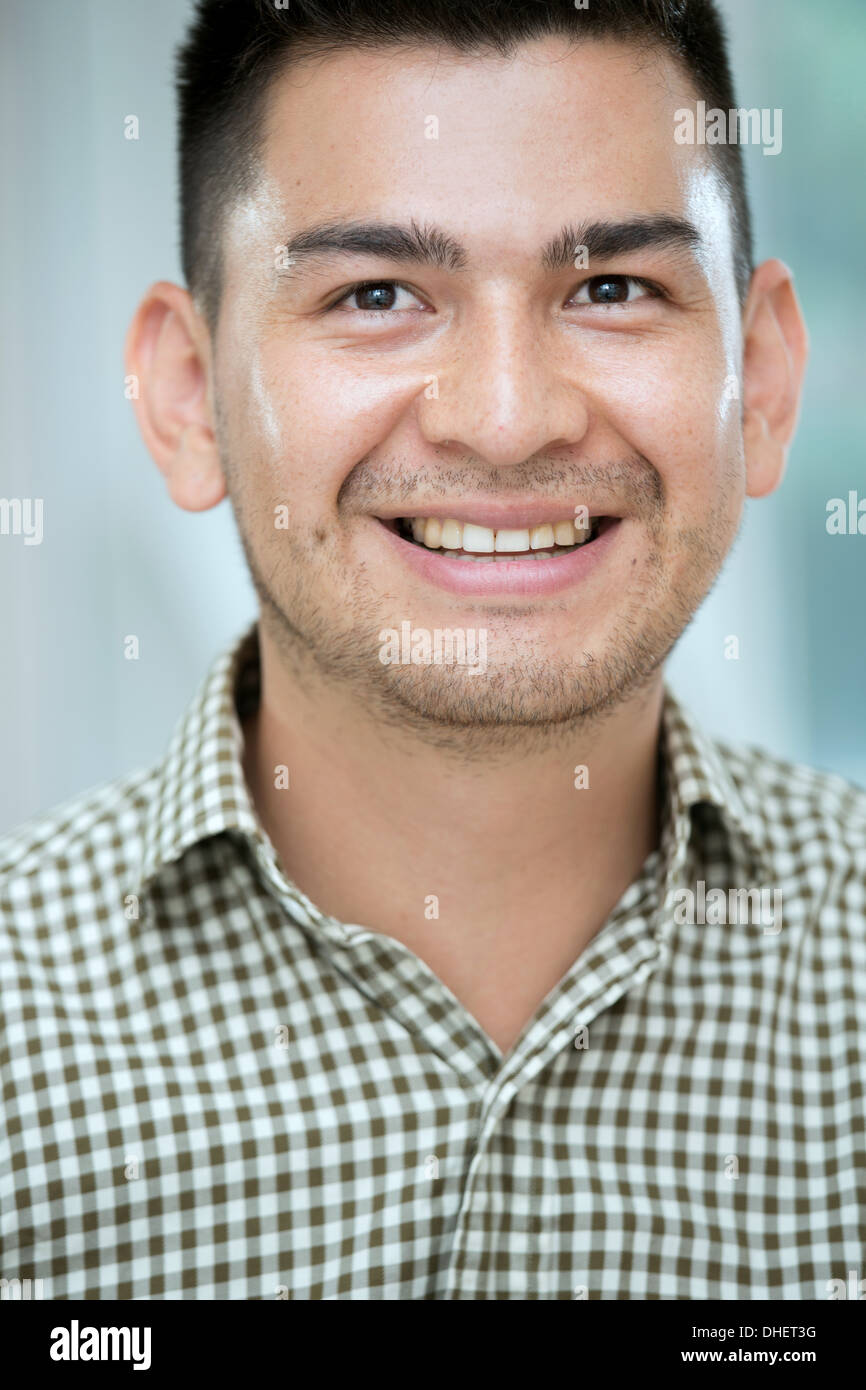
[379,513,615,560]
[373,511,623,597]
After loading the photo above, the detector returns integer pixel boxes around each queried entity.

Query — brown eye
[334,281,428,314]
[353,282,398,310]
[570,275,656,308]
[587,276,631,304]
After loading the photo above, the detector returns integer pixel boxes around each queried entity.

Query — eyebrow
[280,213,702,276]
[541,215,702,271]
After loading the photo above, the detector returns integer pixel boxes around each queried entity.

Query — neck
[242,622,666,1052]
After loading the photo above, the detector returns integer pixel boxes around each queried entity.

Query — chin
[369,651,645,732]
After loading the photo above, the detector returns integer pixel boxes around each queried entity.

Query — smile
[374,512,623,597]
[389,514,609,560]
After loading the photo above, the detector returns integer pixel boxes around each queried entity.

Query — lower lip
[375,519,623,597]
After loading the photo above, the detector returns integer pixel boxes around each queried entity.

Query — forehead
[258,36,716,258]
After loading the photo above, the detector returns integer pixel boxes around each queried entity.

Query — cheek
[259,349,427,505]
[589,341,742,512]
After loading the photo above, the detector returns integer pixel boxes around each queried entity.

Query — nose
[418,307,590,467]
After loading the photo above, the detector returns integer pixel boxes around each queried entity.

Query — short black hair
[177,0,754,330]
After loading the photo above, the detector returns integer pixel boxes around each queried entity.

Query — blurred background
[1,0,864,833]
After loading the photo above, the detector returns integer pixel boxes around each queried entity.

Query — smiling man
[2,0,865,1303]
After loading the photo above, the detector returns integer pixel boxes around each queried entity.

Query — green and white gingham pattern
[1,626,865,1300]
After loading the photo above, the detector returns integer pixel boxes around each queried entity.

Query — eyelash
[571,275,666,307]
[329,276,667,313]
[329,281,427,314]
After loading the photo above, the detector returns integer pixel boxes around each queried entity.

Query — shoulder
[719,735,866,846]
[0,768,157,939]
[713,734,866,909]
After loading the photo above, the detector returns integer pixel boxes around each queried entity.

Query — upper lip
[373,502,621,529]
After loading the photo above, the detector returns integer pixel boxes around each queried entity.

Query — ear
[124,281,226,512]
[741,259,809,499]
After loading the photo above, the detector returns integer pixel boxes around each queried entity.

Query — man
[1,0,863,1302]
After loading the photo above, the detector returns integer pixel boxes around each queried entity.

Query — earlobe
[124,282,226,513]
[743,406,785,499]
[741,259,809,500]
[166,424,228,512]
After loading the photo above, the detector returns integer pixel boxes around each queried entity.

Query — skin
[126,38,808,1054]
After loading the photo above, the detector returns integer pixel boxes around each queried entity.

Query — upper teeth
[408,517,593,552]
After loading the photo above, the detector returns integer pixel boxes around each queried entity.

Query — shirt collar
[659,684,773,876]
[137,623,772,899]
[137,624,264,895]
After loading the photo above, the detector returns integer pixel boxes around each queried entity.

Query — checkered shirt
[1,624,865,1300]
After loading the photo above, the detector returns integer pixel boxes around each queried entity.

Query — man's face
[213,37,746,735]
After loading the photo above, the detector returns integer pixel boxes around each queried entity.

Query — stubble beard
[217,417,741,754]
[229,501,738,758]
